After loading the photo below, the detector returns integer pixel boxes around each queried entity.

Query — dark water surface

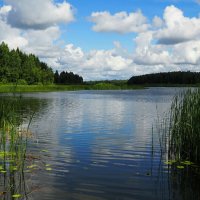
[1,88,199,200]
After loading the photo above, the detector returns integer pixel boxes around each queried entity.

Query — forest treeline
[54,70,83,84]
[0,42,54,84]
[127,71,200,85]
[0,42,83,85]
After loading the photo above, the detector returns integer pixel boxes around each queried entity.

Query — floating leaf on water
[46,167,52,171]
[0,151,16,158]
[10,166,18,171]
[27,164,37,169]
[181,161,194,165]
[177,165,184,169]
[13,167,17,171]
[12,194,22,198]
[164,160,176,165]
[0,170,6,173]
[41,150,49,153]
[45,164,51,167]
[0,152,6,158]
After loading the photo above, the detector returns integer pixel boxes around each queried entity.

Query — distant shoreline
[0,83,199,93]
[0,84,144,93]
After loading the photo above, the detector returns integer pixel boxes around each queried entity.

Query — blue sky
[0,0,200,80]
[60,0,200,51]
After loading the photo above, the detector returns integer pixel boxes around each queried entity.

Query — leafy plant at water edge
[0,97,29,198]
[167,88,200,164]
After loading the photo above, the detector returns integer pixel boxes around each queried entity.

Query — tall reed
[0,96,29,198]
[167,88,200,163]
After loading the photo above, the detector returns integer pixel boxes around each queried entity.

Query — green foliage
[17,79,27,85]
[0,83,144,93]
[85,80,143,90]
[168,88,200,163]
[128,71,200,85]
[0,78,8,84]
[159,88,200,164]
[0,42,54,85]
[54,70,83,85]
[92,82,120,90]
[0,97,33,199]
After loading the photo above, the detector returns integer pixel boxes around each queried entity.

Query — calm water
[1,88,200,200]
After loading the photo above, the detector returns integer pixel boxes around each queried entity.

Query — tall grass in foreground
[152,89,200,200]
[166,88,200,164]
[0,97,30,199]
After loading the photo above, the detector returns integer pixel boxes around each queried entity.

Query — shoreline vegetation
[1,81,200,93]
[155,88,200,174]
[0,97,30,198]
[1,82,200,93]
[0,83,144,93]
[164,88,200,164]
[128,71,200,85]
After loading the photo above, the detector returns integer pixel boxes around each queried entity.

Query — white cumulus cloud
[156,5,200,44]
[90,10,149,33]
[134,32,171,65]
[5,0,75,29]
[173,41,200,65]
[0,5,28,49]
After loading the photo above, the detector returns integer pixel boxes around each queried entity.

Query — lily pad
[27,164,37,169]
[41,150,49,153]
[177,165,184,169]
[164,160,176,165]
[12,194,21,198]
[181,161,193,165]
[10,166,18,171]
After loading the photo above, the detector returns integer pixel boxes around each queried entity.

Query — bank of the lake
[1,83,199,93]
[0,83,144,93]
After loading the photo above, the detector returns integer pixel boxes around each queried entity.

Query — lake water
[1,88,200,200]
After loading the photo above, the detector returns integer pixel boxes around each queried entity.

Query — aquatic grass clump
[168,88,200,164]
[0,96,54,199]
[0,97,30,198]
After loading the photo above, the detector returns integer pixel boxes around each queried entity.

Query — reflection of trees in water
[0,96,50,199]
[0,95,50,124]
[15,96,50,120]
